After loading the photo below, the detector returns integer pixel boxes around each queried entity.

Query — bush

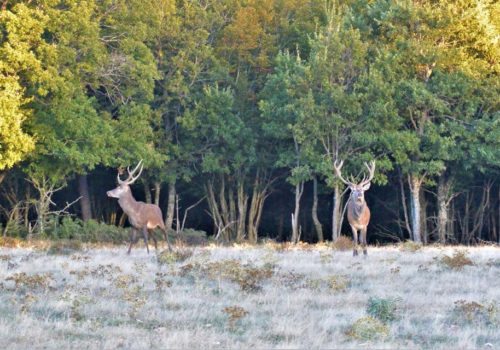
[333,235,353,251]
[440,250,475,270]
[451,300,498,326]
[47,240,83,255]
[0,236,25,248]
[56,217,130,244]
[179,228,209,246]
[367,296,402,323]
[346,316,390,341]
[399,240,422,252]
[157,248,194,264]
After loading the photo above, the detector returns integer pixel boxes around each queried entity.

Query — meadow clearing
[0,240,498,349]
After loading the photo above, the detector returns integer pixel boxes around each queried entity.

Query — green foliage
[55,217,129,244]
[366,296,402,323]
[1,0,500,245]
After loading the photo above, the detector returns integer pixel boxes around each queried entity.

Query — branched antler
[117,160,143,185]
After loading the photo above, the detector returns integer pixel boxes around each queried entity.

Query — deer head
[106,160,144,199]
[334,159,375,205]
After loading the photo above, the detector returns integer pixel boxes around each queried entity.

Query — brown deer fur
[107,160,172,254]
[334,160,375,256]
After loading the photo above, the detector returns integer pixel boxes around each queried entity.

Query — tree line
[1,0,499,244]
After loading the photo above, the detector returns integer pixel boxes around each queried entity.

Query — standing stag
[107,160,172,254]
[334,160,376,256]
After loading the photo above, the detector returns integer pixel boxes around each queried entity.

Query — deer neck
[118,190,140,216]
[349,197,366,220]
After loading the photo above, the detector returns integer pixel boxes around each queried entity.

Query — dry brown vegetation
[0,243,498,349]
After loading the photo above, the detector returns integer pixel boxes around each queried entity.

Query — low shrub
[56,217,130,243]
[157,248,194,264]
[399,240,422,252]
[0,236,25,248]
[180,259,274,292]
[47,240,83,255]
[333,235,353,251]
[367,296,402,323]
[179,228,209,246]
[223,306,249,331]
[451,300,498,326]
[440,250,475,270]
[346,316,390,341]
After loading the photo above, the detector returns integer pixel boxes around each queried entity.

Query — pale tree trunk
[165,181,176,233]
[408,174,423,243]
[247,171,274,244]
[77,174,92,221]
[420,187,428,244]
[291,181,304,243]
[206,181,224,239]
[399,170,413,240]
[154,182,161,206]
[143,180,152,204]
[331,185,341,241]
[312,176,323,242]
[236,181,248,242]
[437,174,453,244]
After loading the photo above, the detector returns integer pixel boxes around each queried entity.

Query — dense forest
[1,0,499,245]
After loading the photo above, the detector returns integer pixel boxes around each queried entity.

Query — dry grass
[0,243,498,349]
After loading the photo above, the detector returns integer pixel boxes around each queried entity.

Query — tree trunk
[236,181,248,242]
[408,174,422,243]
[437,174,452,244]
[77,174,92,221]
[206,181,223,238]
[420,187,428,244]
[165,181,176,233]
[247,172,273,244]
[331,185,341,241]
[154,182,161,206]
[143,180,152,204]
[399,169,413,240]
[291,181,304,243]
[312,176,323,242]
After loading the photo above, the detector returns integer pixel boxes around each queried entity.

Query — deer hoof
[363,250,367,256]
[353,250,358,257]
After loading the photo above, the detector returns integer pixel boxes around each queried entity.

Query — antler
[359,160,376,187]
[117,160,144,185]
[334,159,355,187]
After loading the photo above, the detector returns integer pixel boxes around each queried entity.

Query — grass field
[0,241,498,349]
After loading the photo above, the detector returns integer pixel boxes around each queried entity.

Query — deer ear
[362,182,371,191]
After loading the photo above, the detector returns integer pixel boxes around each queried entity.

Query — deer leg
[351,225,358,257]
[149,229,158,251]
[162,227,172,251]
[142,226,149,254]
[128,228,137,254]
[163,228,172,250]
[361,226,368,256]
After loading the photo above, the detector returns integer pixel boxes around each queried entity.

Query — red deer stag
[107,160,172,254]
[334,160,376,256]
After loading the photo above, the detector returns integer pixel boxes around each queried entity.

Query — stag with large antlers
[107,160,172,254]
[334,160,376,256]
